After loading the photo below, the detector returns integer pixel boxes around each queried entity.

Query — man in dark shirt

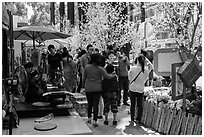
[47,44,63,83]
[116,50,130,106]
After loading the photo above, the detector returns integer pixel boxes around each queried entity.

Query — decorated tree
[74,2,140,51]
[4,2,27,16]
[149,2,202,50]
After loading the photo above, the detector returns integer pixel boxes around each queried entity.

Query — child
[102,64,119,125]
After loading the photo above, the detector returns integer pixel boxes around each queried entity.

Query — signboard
[154,48,184,76]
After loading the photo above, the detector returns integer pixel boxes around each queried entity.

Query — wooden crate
[144,101,151,125]
[193,115,199,135]
[141,100,201,135]
[186,113,194,135]
[190,115,198,135]
[180,112,189,135]
[162,107,171,134]
[158,104,166,133]
[193,116,202,135]
[146,101,154,127]
[169,109,182,135]
[141,100,148,124]
[176,109,183,135]
[161,105,169,133]
[197,117,202,135]
[166,109,176,135]
[151,105,158,130]
[155,106,162,131]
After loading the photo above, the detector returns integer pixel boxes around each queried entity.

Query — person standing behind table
[116,50,130,106]
[102,64,119,125]
[128,55,153,124]
[81,53,116,127]
[47,44,63,84]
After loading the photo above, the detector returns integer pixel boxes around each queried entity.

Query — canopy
[13,26,71,48]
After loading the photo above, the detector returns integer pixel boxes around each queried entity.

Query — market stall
[138,47,202,135]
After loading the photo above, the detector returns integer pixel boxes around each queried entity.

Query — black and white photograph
[2,1,202,135]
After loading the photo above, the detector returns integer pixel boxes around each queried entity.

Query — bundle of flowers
[144,86,202,115]
[144,86,171,105]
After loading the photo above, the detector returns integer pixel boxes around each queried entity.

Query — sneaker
[103,120,108,125]
[97,115,103,119]
[112,121,117,125]
[87,120,91,124]
[93,121,98,127]
[93,123,98,127]
[87,118,92,124]
[123,103,130,106]
[129,120,135,125]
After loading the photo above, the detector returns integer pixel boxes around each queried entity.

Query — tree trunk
[50,2,55,25]
[67,2,75,26]
[141,2,145,23]
[59,2,65,32]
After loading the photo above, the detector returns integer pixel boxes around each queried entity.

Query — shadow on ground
[82,105,160,135]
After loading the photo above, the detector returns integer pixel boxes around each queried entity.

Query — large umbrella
[13,26,71,49]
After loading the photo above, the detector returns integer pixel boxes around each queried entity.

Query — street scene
[2,2,202,135]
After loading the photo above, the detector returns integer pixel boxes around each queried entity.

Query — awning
[2,3,10,30]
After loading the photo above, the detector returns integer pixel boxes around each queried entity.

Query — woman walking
[128,54,153,124]
[82,53,116,127]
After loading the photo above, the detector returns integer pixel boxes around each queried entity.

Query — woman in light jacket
[128,54,153,124]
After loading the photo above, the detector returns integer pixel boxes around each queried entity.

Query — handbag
[129,70,142,85]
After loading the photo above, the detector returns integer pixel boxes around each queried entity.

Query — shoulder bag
[129,70,142,85]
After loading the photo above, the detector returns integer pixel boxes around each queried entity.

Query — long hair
[135,55,145,73]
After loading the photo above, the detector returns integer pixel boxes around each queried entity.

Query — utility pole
[50,2,55,25]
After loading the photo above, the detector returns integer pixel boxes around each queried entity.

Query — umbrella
[15,39,69,48]
[13,26,71,49]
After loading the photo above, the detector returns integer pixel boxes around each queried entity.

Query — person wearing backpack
[128,54,153,124]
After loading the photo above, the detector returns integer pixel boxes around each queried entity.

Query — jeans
[86,92,101,121]
[129,91,144,122]
[118,76,129,104]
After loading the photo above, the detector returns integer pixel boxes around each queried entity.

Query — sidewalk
[82,105,160,135]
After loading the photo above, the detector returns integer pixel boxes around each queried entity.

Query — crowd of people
[18,43,153,127]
